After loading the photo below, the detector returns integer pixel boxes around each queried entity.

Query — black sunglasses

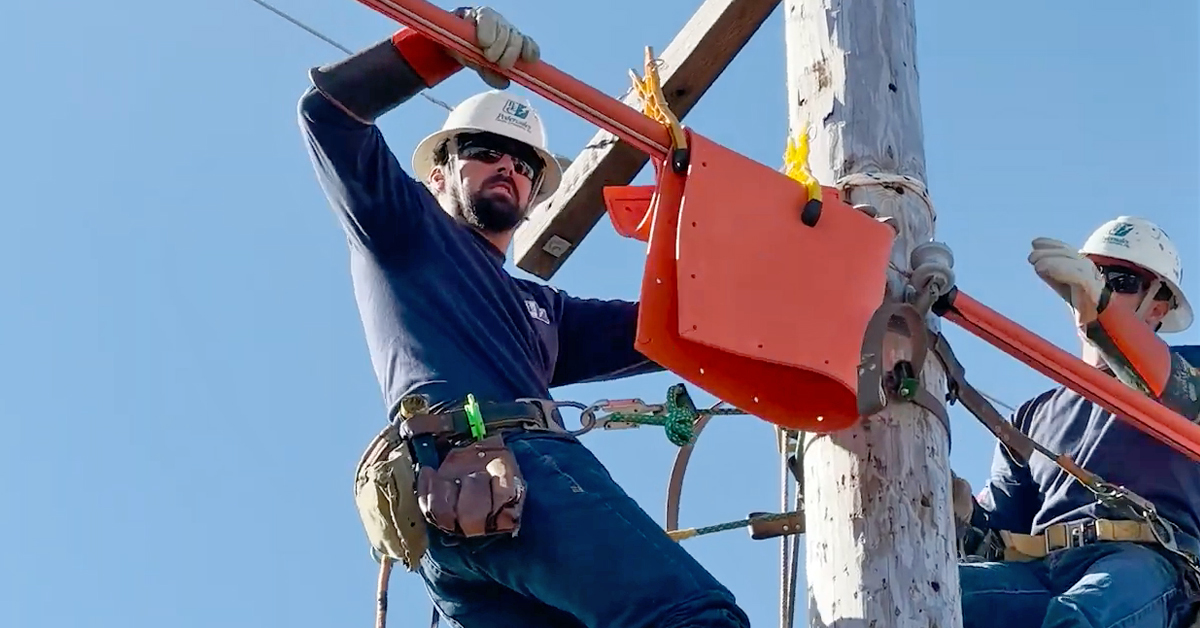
[1097,265,1174,302]
[454,133,544,182]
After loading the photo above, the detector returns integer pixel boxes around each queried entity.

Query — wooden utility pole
[784,1,960,626]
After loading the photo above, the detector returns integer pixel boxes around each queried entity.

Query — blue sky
[2,1,1195,626]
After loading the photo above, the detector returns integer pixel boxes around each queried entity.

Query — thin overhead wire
[979,390,1017,414]
[245,0,454,111]
[244,0,594,166]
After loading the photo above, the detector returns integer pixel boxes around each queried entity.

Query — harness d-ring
[514,398,596,436]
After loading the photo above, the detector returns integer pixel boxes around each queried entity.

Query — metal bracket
[855,240,959,441]
[856,301,951,442]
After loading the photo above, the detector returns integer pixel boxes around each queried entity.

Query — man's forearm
[550,298,664,387]
[308,29,462,125]
[297,27,462,251]
[1084,294,1200,420]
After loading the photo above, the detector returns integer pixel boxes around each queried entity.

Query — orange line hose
[945,291,1200,462]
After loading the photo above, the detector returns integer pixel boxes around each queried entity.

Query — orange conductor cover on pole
[634,130,896,431]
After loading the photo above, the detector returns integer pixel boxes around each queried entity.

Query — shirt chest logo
[524,299,550,325]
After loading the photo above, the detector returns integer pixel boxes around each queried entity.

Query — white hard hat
[411,90,562,204]
[1079,215,1192,333]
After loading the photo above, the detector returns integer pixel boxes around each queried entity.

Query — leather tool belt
[398,400,563,443]
[353,395,560,572]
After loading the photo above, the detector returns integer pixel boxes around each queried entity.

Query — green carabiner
[465,393,486,440]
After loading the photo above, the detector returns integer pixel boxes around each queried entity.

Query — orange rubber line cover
[603,185,655,242]
[356,0,671,161]
[945,291,1200,462]
[635,132,896,432]
[675,132,895,426]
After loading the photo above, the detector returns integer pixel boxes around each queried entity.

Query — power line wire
[245,0,454,111]
[979,390,1016,414]
[245,0,589,166]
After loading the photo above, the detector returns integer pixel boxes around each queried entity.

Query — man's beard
[449,175,526,234]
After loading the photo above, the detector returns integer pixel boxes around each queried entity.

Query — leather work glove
[951,472,992,560]
[1028,237,1106,326]
[951,471,976,524]
[451,6,540,89]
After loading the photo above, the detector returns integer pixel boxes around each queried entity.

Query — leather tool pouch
[353,425,429,571]
[416,433,527,538]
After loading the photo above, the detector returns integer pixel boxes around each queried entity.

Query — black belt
[398,400,557,440]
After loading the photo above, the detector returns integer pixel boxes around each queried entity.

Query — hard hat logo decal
[1108,222,1135,237]
[495,99,534,133]
[1100,222,1136,249]
[1102,235,1130,248]
[501,99,530,119]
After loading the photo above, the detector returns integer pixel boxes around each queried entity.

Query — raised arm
[298,27,463,251]
[1028,235,1200,422]
[549,293,664,388]
[1082,306,1200,422]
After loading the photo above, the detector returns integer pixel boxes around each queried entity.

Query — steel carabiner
[514,398,601,437]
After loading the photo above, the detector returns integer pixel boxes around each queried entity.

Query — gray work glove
[1027,237,1106,327]
[451,6,540,89]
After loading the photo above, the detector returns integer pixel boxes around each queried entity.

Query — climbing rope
[667,511,801,541]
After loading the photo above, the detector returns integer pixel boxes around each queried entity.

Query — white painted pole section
[783,1,961,626]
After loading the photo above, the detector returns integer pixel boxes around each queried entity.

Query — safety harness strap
[932,332,1033,463]
[926,329,1200,586]
[999,519,1160,561]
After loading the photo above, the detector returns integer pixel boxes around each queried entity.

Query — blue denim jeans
[960,541,1194,628]
[416,430,751,628]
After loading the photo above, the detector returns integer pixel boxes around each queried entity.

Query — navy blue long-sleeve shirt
[972,345,1200,557]
[297,87,661,422]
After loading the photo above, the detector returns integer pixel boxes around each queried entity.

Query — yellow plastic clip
[782,122,823,226]
[629,46,688,172]
[783,123,822,203]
